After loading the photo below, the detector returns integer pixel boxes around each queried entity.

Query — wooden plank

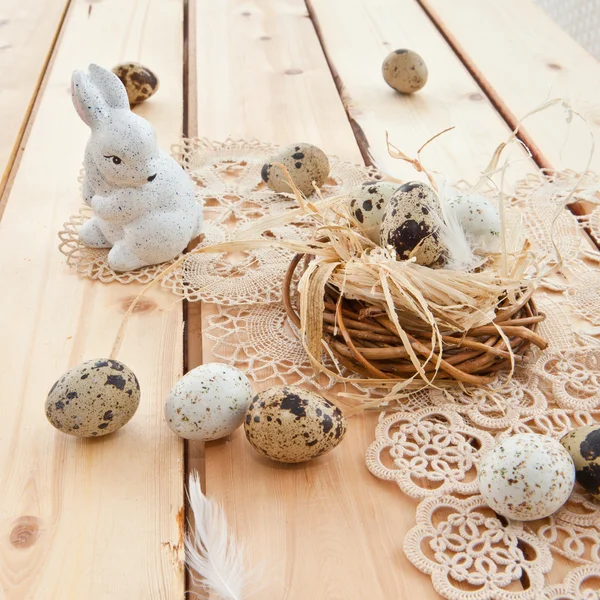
[0,0,71,206]
[307,0,592,591]
[190,0,440,598]
[418,0,600,175]
[0,0,186,597]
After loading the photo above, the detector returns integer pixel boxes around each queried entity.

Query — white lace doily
[57,141,600,598]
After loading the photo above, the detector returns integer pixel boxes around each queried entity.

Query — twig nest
[45,359,141,437]
[382,49,428,94]
[478,434,575,521]
[164,363,253,441]
[380,181,445,266]
[348,180,398,243]
[244,385,347,463]
[112,62,159,105]
[261,143,330,196]
[561,424,600,497]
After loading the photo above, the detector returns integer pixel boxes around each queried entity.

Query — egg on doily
[382,49,428,94]
[478,433,575,521]
[45,359,140,437]
[112,62,159,105]
[380,181,444,266]
[165,363,253,441]
[348,180,399,243]
[261,143,330,196]
[244,385,347,463]
[561,424,600,497]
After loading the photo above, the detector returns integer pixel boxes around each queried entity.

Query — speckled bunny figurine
[71,64,202,272]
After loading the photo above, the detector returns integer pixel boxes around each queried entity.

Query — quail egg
[347,180,399,243]
[447,193,501,251]
[112,62,159,105]
[261,143,330,196]
[561,424,600,497]
[165,363,253,441]
[244,385,347,463]
[380,181,444,266]
[382,49,428,94]
[45,358,141,437]
[478,433,575,521]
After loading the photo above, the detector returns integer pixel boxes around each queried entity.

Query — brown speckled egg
[478,433,575,521]
[348,180,399,243]
[261,143,330,196]
[244,385,347,463]
[45,359,140,437]
[380,181,444,266]
[112,63,159,105]
[561,424,600,497]
[382,49,428,94]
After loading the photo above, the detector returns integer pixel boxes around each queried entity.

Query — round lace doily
[58,138,379,300]
[57,143,600,597]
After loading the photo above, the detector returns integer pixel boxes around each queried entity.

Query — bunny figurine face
[71,64,203,272]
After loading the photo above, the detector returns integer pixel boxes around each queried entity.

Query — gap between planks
[414,0,594,222]
[0,0,74,219]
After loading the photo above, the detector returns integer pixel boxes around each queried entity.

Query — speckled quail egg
[261,143,330,196]
[165,363,253,441]
[380,181,445,266]
[112,62,159,105]
[244,385,347,463]
[561,424,600,497]
[478,433,575,521]
[382,49,428,94]
[447,193,501,251]
[347,180,399,243]
[45,359,140,437]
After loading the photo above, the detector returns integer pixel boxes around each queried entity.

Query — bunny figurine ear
[71,70,109,128]
[87,63,129,110]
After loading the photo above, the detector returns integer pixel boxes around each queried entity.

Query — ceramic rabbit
[71,64,202,272]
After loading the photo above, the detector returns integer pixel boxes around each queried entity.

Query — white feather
[186,472,249,600]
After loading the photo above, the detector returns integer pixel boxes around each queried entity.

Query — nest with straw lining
[236,127,554,394]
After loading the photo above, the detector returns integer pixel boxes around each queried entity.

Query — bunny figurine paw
[71,63,202,272]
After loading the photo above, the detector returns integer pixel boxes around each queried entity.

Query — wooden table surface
[0,0,598,598]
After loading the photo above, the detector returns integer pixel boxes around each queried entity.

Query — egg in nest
[478,433,575,521]
[561,424,600,497]
[380,181,444,266]
[244,385,347,463]
[165,363,253,441]
[382,49,428,94]
[348,180,398,243]
[261,143,330,196]
[112,62,159,105]
[45,359,140,437]
[447,193,501,251]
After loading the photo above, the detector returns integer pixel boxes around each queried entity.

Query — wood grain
[0,0,72,206]
[190,0,439,598]
[418,0,600,174]
[0,0,186,597]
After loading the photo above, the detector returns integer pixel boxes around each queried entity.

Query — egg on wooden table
[164,363,253,441]
[45,359,140,437]
[261,143,330,196]
[382,49,428,94]
[244,385,347,463]
[561,424,600,497]
[478,433,575,521]
[380,181,445,266]
[112,62,160,105]
[347,180,399,243]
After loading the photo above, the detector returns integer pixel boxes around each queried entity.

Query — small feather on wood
[186,471,250,600]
